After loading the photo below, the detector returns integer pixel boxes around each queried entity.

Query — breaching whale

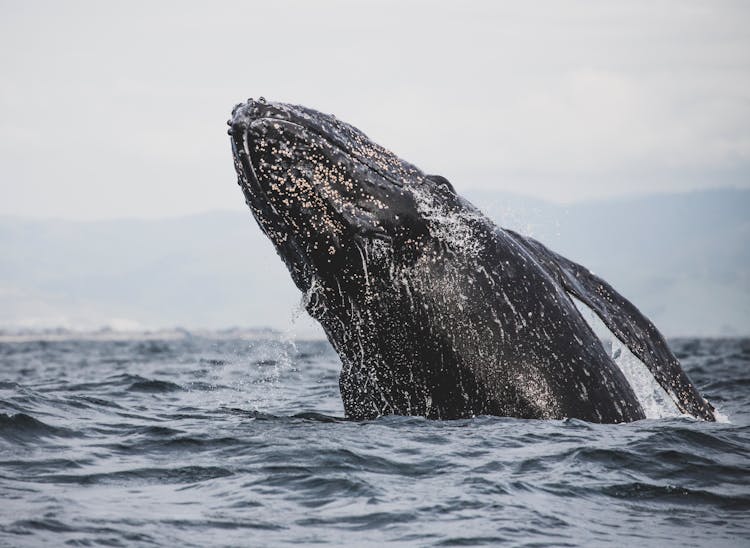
[227,98,716,423]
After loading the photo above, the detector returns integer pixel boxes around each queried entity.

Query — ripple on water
[0,336,747,547]
[0,413,80,443]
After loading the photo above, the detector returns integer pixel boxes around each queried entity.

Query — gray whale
[228,98,715,423]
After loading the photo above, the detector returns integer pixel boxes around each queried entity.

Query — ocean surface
[0,334,748,547]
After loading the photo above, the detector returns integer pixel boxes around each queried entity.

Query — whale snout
[228,97,262,136]
[228,97,287,136]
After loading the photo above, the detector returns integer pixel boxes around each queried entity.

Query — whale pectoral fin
[506,230,716,421]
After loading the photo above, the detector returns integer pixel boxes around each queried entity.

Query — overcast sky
[1,1,748,220]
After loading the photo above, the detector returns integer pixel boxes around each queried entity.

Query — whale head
[228,98,459,295]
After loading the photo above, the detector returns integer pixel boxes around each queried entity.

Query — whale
[227,98,716,423]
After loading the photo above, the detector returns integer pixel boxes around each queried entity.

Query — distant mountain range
[1,188,747,337]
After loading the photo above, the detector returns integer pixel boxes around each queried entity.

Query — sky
[1,1,749,220]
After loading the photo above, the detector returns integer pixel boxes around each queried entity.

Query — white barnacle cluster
[346,126,420,183]
[251,127,345,244]
[250,120,398,253]
[314,129,446,257]
[308,149,388,228]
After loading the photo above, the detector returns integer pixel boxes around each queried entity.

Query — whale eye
[426,174,455,194]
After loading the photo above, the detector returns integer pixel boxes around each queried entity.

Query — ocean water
[0,335,748,547]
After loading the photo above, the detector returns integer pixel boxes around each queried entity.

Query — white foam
[713,407,731,423]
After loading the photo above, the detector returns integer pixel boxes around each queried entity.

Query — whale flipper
[506,230,716,421]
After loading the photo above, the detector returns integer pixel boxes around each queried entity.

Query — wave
[0,413,79,442]
[127,379,183,393]
[0,336,747,547]
[32,465,233,486]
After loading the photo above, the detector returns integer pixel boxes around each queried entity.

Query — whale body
[228,98,715,423]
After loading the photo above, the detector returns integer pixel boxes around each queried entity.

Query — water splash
[411,185,484,258]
